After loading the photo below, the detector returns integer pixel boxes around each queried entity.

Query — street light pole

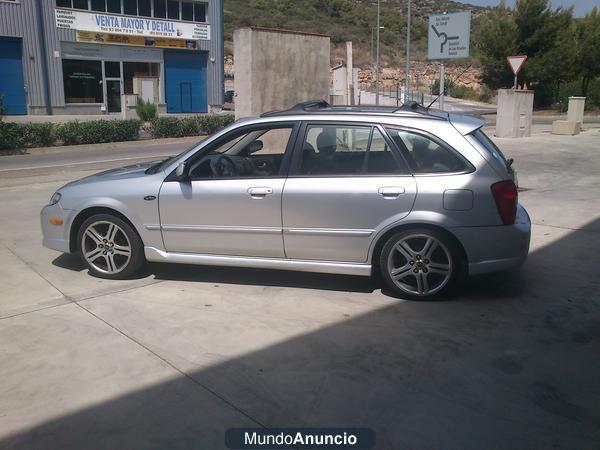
[405,0,411,104]
[376,0,381,105]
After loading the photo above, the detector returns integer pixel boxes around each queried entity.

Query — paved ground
[0,126,599,449]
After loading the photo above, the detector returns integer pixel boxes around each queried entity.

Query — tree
[476,2,518,89]
[575,7,600,97]
[477,0,577,104]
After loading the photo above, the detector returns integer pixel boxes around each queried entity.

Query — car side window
[386,127,468,174]
[189,126,293,179]
[294,124,408,176]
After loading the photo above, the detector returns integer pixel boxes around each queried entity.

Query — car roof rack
[260,99,447,120]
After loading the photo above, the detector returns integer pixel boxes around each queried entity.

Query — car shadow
[9,218,600,448]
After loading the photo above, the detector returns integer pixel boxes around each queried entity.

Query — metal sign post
[507,55,527,89]
[427,11,471,110]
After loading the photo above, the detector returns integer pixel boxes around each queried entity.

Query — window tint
[154,0,166,17]
[107,0,121,13]
[91,0,106,12]
[181,1,194,21]
[194,2,206,22]
[167,0,180,19]
[296,125,407,176]
[470,128,509,167]
[124,0,138,15]
[386,128,468,174]
[190,127,293,179]
[56,0,72,7]
[62,59,103,104]
[72,0,88,9]
[138,0,152,16]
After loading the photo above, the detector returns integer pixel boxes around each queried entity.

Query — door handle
[247,187,273,198]
[378,186,405,198]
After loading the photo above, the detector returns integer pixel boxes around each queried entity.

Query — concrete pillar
[495,89,534,138]
[567,96,585,126]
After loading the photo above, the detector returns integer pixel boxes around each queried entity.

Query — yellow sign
[76,31,197,50]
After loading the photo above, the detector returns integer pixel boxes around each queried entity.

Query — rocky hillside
[224,0,492,64]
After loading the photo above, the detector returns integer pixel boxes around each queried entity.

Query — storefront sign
[55,8,210,41]
[76,31,198,50]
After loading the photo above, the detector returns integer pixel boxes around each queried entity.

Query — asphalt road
[0,130,599,449]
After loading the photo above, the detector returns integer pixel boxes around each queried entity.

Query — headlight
[49,192,62,206]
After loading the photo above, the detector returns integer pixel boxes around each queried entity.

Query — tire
[77,213,145,279]
[379,228,462,300]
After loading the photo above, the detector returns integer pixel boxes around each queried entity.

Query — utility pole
[376,0,381,105]
[405,0,411,104]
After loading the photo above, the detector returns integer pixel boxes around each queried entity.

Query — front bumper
[452,204,531,275]
[41,202,75,253]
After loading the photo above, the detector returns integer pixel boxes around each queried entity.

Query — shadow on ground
[20,220,600,449]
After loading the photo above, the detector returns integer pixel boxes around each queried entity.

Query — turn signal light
[49,218,64,226]
[491,180,518,225]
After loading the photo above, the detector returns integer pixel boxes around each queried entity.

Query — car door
[159,122,298,257]
[282,122,417,263]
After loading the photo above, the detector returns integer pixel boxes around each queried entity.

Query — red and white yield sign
[507,55,527,75]
[507,55,527,88]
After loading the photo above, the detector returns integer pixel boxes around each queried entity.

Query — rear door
[282,122,417,263]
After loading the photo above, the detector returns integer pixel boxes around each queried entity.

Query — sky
[464,0,600,17]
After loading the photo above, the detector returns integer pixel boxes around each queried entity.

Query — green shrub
[23,123,56,147]
[56,119,141,145]
[557,78,600,112]
[0,122,26,150]
[150,114,234,138]
[136,98,157,121]
[0,92,5,119]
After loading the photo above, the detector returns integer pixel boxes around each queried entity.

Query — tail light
[491,180,518,225]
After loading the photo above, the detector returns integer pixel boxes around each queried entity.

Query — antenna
[426,64,473,110]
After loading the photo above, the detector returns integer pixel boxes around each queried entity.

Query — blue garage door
[164,50,207,114]
[0,37,27,115]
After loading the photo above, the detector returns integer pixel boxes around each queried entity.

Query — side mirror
[246,140,263,154]
[175,162,189,181]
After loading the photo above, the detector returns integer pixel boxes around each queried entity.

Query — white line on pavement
[0,154,172,172]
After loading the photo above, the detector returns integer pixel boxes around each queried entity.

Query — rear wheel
[77,214,145,279]
[380,229,460,299]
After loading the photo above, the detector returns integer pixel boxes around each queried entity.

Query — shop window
[104,61,121,78]
[62,59,103,104]
[138,0,151,16]
[56,0,72,7]
[167,0,179,19]
[154,0,166,18]
[72,0,88,10]
[124,0,138,15]
[123,62,160,95]
[107,0,121,13]
[181,1,193,21]
[91,0,106,12]
[194,2,206,22]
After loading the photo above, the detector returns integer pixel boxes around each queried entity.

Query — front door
[106,80,122,113]
[159,123,298,257]
[282,122,417,263]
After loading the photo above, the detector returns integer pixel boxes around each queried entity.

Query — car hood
[60,160,162,189]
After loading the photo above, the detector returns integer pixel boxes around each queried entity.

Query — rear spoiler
[449,114,487,136]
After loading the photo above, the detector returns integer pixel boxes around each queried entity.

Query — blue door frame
[164,50,207,114]
[0,37,27,115]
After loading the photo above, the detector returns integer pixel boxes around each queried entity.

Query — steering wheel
[210,155,238,177]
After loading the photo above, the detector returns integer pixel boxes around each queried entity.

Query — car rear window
[470,128,509,167]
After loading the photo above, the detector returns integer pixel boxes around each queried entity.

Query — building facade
[0,0,224,115]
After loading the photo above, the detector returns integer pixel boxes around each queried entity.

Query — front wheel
[77,214,145,279]
[379,229,461,299]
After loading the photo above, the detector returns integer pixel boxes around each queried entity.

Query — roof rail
[261,99,329,117]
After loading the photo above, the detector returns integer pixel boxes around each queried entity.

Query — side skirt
[144,247,372,277]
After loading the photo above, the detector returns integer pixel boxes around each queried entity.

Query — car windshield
[144,143,200,174]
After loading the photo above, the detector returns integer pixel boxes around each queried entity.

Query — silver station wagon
[41,101,531,299]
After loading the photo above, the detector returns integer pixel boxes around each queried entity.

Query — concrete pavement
[0,127,599,449]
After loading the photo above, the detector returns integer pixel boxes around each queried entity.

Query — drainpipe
[34,0,53,115]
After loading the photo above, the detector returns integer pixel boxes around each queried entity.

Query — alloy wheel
[81,221,132,275]
[387,233,453,296]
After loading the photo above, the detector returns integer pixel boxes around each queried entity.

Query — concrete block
[567,96,586,125]
[495,89,534,138]
[552,120,581,135]
[234,27,331,119]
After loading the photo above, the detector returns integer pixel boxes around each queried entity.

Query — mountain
[223,0,492,65]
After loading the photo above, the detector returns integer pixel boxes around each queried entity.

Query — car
[41,100,531,299]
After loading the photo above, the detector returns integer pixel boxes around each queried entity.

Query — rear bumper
[451,204,531,275]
